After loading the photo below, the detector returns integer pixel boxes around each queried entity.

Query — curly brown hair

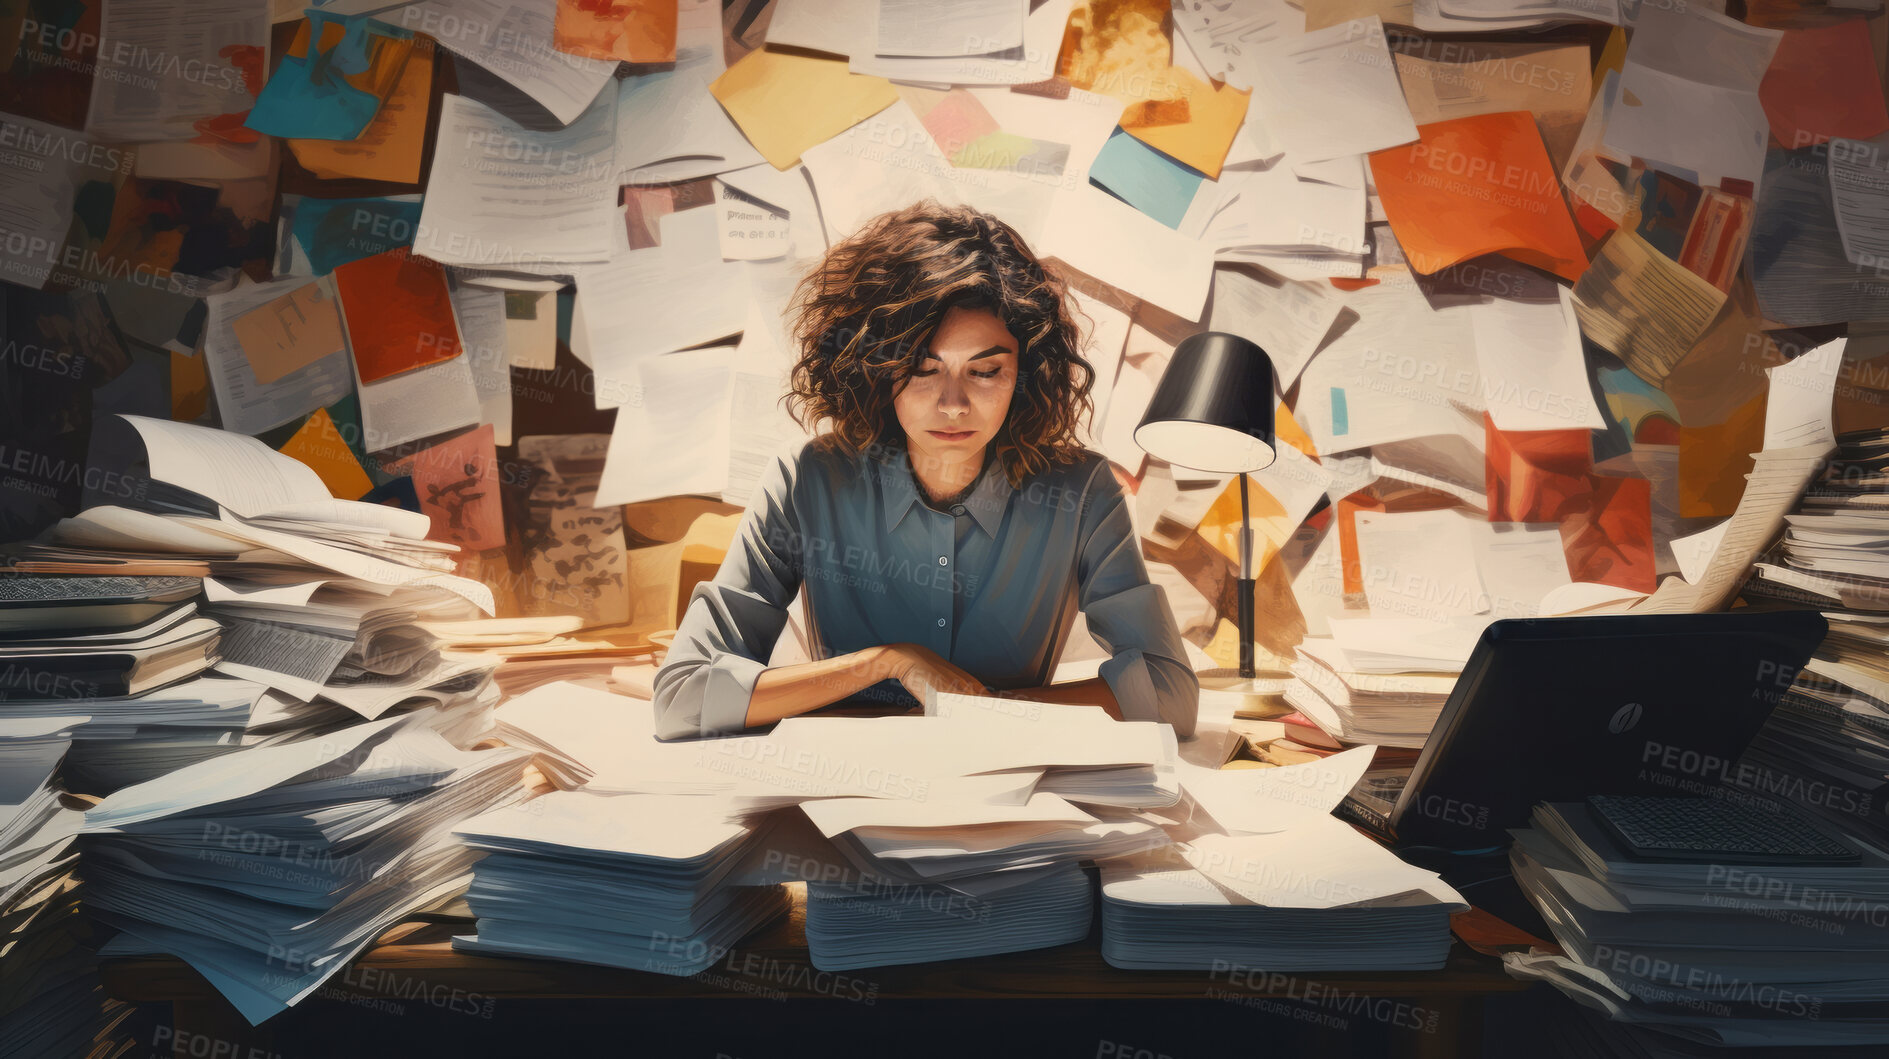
[783,199,1097,488]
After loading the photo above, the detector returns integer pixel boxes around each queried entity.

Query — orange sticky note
[229,281,345,385]
[709,47,899,170]
[1122,67,1249,181]
[170,349,210,422]
[279,407,373,500]
[1368,111,1589,282]
[287,47,432,184]
[555,0,677,63]
[331,246,462,384]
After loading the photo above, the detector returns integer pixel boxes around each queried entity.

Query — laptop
[1336,609,1829,850]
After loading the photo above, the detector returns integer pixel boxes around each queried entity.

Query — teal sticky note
[1087,127,1204,230]
[1330,387,1349,436]
[291,196,422,276]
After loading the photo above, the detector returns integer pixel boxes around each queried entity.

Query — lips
[928,429,975,441]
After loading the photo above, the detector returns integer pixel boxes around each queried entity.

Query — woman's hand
[878,643,988,704]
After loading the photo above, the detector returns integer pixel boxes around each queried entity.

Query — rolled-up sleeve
[651,453,803,740]
[1075,460,1200,739]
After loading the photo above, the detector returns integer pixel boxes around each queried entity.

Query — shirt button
[938,556,948,566]
[949,504,967,516]
[936,617,947,627]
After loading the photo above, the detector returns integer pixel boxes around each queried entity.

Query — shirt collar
[874,441,1013,538]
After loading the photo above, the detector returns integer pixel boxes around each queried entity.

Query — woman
[651,201,1199,740]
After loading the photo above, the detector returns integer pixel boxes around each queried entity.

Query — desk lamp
[1134,331,1278,694]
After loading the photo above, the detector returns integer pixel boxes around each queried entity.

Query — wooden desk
[101,887,1531,1059]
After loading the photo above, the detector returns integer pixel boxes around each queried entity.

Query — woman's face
[893,305,1020,472]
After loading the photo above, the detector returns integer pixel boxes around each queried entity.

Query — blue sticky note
[245,14,411,140]
[1087,127,1205,230]
[1330,388,1349,437]
[291,197,421,276]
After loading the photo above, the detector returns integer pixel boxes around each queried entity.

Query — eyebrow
[922,345,1014,362]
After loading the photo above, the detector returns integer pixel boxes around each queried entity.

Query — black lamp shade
[1134,331,1277,474]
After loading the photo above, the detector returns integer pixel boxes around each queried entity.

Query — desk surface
[100,886,1530,1004]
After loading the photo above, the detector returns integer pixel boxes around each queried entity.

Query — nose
[938,374,970,419]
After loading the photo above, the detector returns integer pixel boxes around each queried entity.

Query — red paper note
[331,246,462,384]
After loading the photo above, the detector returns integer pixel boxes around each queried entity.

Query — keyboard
[1587,794,1863,865]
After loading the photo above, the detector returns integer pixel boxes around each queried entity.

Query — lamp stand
[1238,471,1255,679]
[1196,473,1291,715]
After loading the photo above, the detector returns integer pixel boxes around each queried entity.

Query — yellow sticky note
[279,408,373,500]
[709,47,899,170]
[288,48,433,184]
[1122,67,1249,180]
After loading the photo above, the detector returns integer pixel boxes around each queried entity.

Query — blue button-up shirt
[651,437,1199,740]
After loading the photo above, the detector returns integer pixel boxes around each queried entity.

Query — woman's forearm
[999,676,1125,721]
[745,645,903,728]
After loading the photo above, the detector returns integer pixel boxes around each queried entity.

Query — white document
[416,91,621,270]
[456,790,748,861]
[802,792,1092,839]
[200,278,354,437]
[1184,815,1450,907]
[617,65,765,185]
[1601,6,1781,188]
[876,0,1025,57]
[1205,161,1368,258]
[446,274,515,445]
[85,0,265,141]
[1299,282,1480,453]
[1042,185,1216,322]
[798,100,1056,251]
[849,0,1070,84]
[1355,508,1488,623]
[1246,18,1418,165]
[1670,520,1730,585]
[355,352,482,454]
[82,716,411,831]
[1178,745,1376,835]
[108,415,329,518]
[1208,266,1345,391]
[595,345,738,506]
[1169,0,1302,90]
[714,180,792,261]
[1763,336,1845,451]
[391,0,619,125]
[1472,520,1573,617]
[1471,286,1606,432]
[767,0,873,55]
[1828,135,1889,267]
[1098,355,1160,478]
[1071,288,1130,449]
[577,207,748,406]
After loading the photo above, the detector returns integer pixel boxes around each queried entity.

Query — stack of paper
[451,791,790,975]
[801,790,1166,887]
[80,715,531,1025]
[1282,638,1457,748]
[1506,802,1889,1047]
[1101,816,1466,970]
[0,602,219,701]
[0,723,127,1057]
[805,864,1093,971]
[1732,427,1889,855]
[50,677,266,794]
